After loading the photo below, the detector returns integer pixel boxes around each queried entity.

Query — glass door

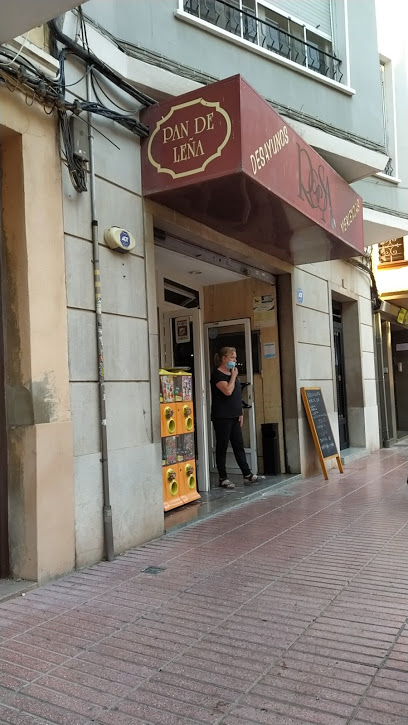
[205,318,257,475]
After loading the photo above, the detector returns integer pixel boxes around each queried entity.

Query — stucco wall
[61,70,163,567]
[60,3,381,553]
[83,0,385,148]
[1,90,75,582]
[294,260,379,476]
[353,0,408,216]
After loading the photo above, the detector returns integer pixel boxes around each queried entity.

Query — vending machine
[160,370,200,511]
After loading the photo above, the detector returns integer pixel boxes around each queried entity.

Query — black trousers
[212,417,251,481]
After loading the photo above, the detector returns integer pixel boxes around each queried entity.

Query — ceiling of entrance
[155,246,246,288]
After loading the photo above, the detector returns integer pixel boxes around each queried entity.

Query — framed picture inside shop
[175,317,190,344]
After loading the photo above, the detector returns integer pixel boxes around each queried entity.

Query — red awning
[141,75,363,266]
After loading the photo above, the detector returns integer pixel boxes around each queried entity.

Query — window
[379,59,398,178]
[164,279,199,308]
[378,238,405,265]
[183,0,342,82]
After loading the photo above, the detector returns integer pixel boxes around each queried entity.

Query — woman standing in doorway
[211,346,259,488]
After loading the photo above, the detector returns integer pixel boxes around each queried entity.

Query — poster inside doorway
[253,294,276,328]
[264,342,276,359]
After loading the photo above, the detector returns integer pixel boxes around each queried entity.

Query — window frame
[177,0,354,95]
[257,0,333,44]
[376,55,399,182]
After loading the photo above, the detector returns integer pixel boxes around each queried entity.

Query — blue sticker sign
[120,231,130,248]
[297,288,304,304]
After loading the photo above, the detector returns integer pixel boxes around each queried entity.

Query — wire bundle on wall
[0,10,155,192]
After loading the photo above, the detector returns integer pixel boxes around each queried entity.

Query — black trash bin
[262,423,280,475]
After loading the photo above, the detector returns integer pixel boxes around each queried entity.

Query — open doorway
[205,318,258,476]
[156,245,248,494]
[332,301,349,450]
[392,328,408,438]
[155,234,286,514]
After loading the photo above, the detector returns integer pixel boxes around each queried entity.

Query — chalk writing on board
[304,389,337,458]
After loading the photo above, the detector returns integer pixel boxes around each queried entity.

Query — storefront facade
[141,75,377,492]
[3,0,402,579]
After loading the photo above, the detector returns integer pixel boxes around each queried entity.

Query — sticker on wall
[297,288,304,304]
[253,295,276,328]
[264,342,276,359]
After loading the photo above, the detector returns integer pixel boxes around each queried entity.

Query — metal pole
[86,71,114,562]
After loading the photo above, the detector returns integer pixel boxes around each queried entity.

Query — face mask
[226,361,236,370]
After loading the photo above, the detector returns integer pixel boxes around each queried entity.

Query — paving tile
[93,711,153,725]
[49,665,132,698]
[0,447,407,725]
[138,675,237,710]
[125,686,219,723]
[77,650,155,680]
[352,708,408,725]
[17,683,102,719]
[255,676,362,707]
[0,693,90,725]
[0,642,68,667]
[0,705,55,725]
[117,698,206,724]
[229,699,349,724]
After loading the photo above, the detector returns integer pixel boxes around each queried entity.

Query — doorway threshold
[340,447,370,465]
[0,579,37,603]
[164,473,300,533]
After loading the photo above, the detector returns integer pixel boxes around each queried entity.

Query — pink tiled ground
[0,445,407,725]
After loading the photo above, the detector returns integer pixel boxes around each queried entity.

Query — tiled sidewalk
[0,445,407,725]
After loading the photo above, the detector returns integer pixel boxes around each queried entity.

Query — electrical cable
[2,10,157,192]
[90,69,141,114]
[47,18,155,108]
[0,43,149,192]
[0,31,31,67]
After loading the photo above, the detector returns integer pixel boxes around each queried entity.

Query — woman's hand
[239,415,243,427]
[216,365,239,396]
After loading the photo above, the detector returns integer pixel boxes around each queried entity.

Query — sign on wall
[253,294,276,328]
[141,75,364,265]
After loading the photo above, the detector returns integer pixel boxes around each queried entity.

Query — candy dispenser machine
[160,370,200,510]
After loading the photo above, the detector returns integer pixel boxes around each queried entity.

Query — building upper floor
[0,0,86,44]
[3,0,406,255]
[81,0,387,166]
[352,0,408,234]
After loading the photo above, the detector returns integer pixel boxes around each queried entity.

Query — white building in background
[363,0,408,444]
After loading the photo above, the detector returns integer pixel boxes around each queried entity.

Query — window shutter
[265,0,332,37]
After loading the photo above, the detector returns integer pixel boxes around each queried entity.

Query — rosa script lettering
[162,112,215,164]
[250,125,289,175]
[297,144,335,227]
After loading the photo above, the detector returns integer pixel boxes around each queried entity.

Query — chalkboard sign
[301,387,343,480]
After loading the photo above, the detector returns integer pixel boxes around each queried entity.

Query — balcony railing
[184,0,343,83]
[383,158,394,177]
